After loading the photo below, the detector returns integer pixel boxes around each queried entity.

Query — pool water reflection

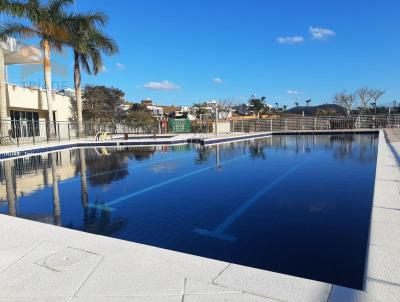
[0,134,378,289]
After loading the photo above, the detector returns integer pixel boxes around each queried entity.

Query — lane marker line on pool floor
[194,157,313,242]
[59,153,194,186]
[88,155,248,211]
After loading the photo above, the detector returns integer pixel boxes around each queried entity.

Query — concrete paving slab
[367,245,400,285]
[372,180,400,209]
[0,298,69,302]
[328,285,378,302]
[184,279,241,295]
[0,224,41,272]
[0,241,102,298]
[183,293,276,302]
[372,207,400,224]
[71,296,182,302]
[75,237,229,283]
[214,264,332,302]
[375,165,400,181]
[369,221,400,248]
[75,253,185,297]
[365,278,400,302]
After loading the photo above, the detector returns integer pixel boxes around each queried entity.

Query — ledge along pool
[0,134,378,289]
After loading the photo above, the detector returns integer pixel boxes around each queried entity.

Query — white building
[146,105,164,119]
[0,38,73,139]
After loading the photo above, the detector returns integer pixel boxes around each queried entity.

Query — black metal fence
[0,120,160,146]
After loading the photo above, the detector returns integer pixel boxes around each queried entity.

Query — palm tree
[0,0,73,127]
[65,13,118,134]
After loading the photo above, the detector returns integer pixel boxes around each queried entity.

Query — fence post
[68,123,71,141]
[241,119,244,132]
[314,118,316,130]
[46,122,50,143]
[270,119,272,132]
[57,123,61,141]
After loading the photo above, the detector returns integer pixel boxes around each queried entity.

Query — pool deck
[0,130,399,301]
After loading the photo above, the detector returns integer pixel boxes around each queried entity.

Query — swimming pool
[0,134,378,289]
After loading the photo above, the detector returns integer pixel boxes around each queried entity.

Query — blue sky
[4,0,400,107]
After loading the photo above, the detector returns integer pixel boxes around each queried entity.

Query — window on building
[10,110,40,138]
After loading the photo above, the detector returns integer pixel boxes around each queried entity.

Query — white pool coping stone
[0,130,399,301]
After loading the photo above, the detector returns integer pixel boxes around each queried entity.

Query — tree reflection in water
[4,160,16,216]
[49,153,61,226]
[84,147,156,186]
[76,198,127,236]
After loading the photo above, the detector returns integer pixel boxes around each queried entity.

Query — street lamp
[372,102,376,116]
[295,102,299,115]
[306,99,311,116]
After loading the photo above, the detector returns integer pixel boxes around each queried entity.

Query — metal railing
[231,114,400,133]
[0,120,160,146]
[1,114,398,147]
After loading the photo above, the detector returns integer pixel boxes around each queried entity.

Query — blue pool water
[0,134,378,289]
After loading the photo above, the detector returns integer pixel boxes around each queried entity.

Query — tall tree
[0,0,74,126]
[368,88,385,110]
[65,12,118,134]
[248,96,267,117]
[81,85,125,123]
[193,102,208,119]
[356,87,373,114]
[333,90,356,115]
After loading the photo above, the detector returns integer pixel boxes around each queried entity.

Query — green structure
[168,118,191,133]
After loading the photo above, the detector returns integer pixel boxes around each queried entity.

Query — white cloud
[212,77,223,84]
[144,80,181,91]
[101,66,109,72]
[287,89,300,95]
[309,26,335,40]
[116,62,125,70]
[277,36,304,44]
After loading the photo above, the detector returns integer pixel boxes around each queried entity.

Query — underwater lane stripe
[89,155,248,211]
[194,156,314,242]
[59,153,194,185]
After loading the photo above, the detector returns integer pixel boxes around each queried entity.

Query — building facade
[0,38,73,139]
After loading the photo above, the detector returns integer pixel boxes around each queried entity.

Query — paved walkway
[0,130,399,301]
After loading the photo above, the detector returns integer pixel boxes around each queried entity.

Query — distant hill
[286,104,346,116]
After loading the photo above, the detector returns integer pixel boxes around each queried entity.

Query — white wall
[214,121,231,134]
[6,84,73,121]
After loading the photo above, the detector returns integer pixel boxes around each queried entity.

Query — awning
[0,37,42,65]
